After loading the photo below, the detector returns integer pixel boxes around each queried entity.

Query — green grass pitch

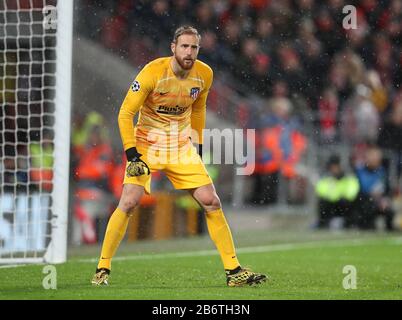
[1,230,401,300]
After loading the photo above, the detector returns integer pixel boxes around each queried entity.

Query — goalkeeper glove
[125,147,150,177]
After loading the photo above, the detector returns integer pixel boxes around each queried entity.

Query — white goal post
[0,0,73,264]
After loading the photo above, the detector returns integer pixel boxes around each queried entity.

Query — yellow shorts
[123,143,212,194]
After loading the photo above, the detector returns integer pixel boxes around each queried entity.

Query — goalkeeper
[92,26,267,287]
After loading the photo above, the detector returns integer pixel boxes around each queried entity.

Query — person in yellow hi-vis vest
[315,155,360,229]
[92,26,266,287]
[30,136,53,193]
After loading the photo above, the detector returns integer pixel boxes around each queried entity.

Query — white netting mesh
[0,0,58,262]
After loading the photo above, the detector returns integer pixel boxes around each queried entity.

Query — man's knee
[119,193,139,215]
[118,186,143,214]
[201,194,221,211]
[118,198,138,214]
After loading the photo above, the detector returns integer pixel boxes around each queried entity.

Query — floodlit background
[1,0,402,300]
[70,0,402,244]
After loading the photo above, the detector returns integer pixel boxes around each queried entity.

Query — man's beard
[175,54,194,70]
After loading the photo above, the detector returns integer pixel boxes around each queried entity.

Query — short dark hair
[172,26,201,43]
[327,154,341,168]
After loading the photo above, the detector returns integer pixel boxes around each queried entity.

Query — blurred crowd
[74,0,402,232]
[79,0,402,135]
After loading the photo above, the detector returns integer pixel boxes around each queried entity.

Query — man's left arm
[191,70,213,158]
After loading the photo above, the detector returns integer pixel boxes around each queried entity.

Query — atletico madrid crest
[190,87,200,100]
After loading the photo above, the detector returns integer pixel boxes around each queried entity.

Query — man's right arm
[118,65,154,176]
[118,64,154,152]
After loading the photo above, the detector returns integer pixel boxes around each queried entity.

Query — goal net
[0,0,72,264]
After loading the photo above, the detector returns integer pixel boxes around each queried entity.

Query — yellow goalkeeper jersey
[118,57,213,151]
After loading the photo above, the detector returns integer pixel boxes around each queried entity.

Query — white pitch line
[76,236,400,264]
[1,237,399,268]
[390,236,402,244]
[0,264,31,269]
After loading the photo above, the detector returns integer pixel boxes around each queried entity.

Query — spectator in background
[254,15,274,54]
[127,35,158,67]
[271,80,289,98]
[383,0,402,46]
[251,97,307,204]
[73,123,114,244]
[274,43,308,98]
[30,131,53,193]
[327,55,353,105]
[359,0,383,28]
[366,69,388,114]
[170,0,192,28]
[100,13,128,50]
[341,84,380,145]
[268,1,294,39]
[195,1,219,32]
[345,8,370,57]
[314,5,345,56]
[296,18,328,105]
[146,0,173,45]
[379,92,402,156]
[225,0,256,35]
[220,17,242,58]
[372,32,399,89]
[355,145,395,231]
[315,154,360,229]
[197,30,222,69]
[343,48,366,91]
[235,37,262,93]
[250,52,272,96]
[72,111,107,156]
[318,87,339,144]
[71,111,105,181]
[379,89,402,181]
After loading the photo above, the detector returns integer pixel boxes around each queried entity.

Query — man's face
[366,149,382,169]
[171,34,200,70]
[329,164,341,177]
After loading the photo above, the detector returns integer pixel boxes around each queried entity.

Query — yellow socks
[97,208,130,270]
[205,208,240,271]
[97,207,239,272]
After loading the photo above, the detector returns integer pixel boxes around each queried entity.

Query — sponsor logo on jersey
[190,87,200,100]
[156,105,188,115]
[131,80,140,92]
